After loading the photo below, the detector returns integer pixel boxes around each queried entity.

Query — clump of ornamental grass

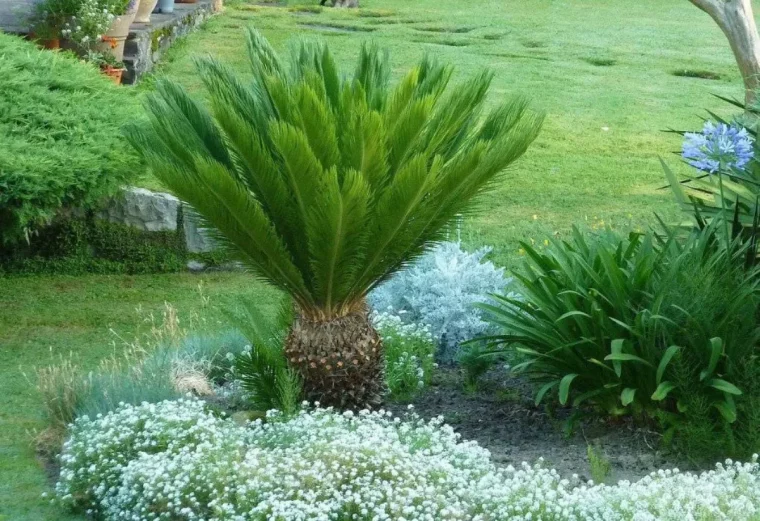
[28,298,248,435]
[53,397,760,521]
[29,350,88,431]
[481,221,760,461]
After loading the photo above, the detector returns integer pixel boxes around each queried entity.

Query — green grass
[139,0,743,266]
[0,0,750,517]
[0,274,279,521]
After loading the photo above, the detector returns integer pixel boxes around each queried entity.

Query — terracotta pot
[96,11,136,62]
[135,0,160,23]
[42,38,61,50]
[28,32,61,50]
[102,66,125,85]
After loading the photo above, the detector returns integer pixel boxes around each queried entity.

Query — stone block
[183,205,216,253]
[99,187,180,232]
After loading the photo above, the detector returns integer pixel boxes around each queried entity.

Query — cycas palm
[126,29,543,408]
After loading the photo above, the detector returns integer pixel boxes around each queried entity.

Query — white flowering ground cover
[54,398,760,521]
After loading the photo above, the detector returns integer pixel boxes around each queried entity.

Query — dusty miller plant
[369,241,512,362]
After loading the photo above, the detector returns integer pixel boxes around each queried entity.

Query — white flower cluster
[374,310,436,399]
[373,310,435,345]
[54,398,760,521]
[61,0,113,49]
[54,398,240,515]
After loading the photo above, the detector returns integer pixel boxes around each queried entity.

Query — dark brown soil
[388,368,698,483]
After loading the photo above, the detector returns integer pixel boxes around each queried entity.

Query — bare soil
[389,368,698,484]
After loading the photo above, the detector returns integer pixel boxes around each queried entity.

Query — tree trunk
[285,306,384,409]
[689,0,760,106]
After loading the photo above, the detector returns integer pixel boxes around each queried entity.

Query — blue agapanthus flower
[682,121,754,174]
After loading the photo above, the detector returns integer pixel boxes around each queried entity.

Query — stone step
[123,0,214,84]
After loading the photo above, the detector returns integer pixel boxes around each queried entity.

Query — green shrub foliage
[482,222,760,459]
[0,214,187,274]
[0,34,140,243]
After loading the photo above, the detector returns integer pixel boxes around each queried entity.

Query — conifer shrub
[0,33,140,244]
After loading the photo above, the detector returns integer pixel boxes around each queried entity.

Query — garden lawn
[0,274,279,521]
[142,0,746,265]
[0,0,753,518]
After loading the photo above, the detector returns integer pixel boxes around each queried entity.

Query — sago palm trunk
[285,306,385,409]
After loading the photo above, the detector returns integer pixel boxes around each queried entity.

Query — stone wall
[123,0,213,85]
[101,187,216,253]
[1,0,214,86]
[0,0,38,33]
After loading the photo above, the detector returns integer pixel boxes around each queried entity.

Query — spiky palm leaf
[127,30,541,406]
[226,296,301,414]
[128,29,541,317]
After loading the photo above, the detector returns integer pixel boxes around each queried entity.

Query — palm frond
[127,29,542,319]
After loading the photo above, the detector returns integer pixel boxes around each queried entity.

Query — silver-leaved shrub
[55,398,760,521]
[369,242,511,362]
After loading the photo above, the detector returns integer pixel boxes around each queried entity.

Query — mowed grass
[0,274,280,521]
[0,0,749,518]
[141,0,744,265]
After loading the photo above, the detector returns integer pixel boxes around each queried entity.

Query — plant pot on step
[28,32,61,50]
[154,0,174,14]
[41,38,60,50]
[101,65,125,85]
[135,0,159,23]
[96,11,136,62]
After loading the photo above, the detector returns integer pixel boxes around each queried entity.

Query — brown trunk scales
[285,307,384,409]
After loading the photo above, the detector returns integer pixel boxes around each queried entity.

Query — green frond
[307,168,371,313]
[418,70,493,160]
[269,120,325,222]
[354,42,390,110]
[153,81,232,168]
[195,57,275,142]
[355,111,390,192]
[294,83,340,170]
[319,45,341,109]
[127,30,542,319]
[245,27,286,79]
[386,96,435,175]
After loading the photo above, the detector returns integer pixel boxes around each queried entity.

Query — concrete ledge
[0,0,39,33]
[123,0,213,85]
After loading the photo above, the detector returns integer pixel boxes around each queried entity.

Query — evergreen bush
[0,33,140,244]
